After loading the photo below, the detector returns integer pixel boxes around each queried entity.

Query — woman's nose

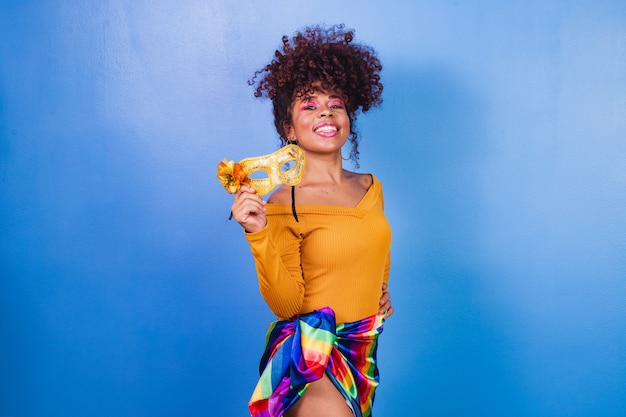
[320,107,334,117]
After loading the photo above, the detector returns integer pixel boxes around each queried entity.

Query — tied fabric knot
[290,307,337,387]
[249,307,384,417]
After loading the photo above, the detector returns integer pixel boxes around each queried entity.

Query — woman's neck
[300,153,347,185]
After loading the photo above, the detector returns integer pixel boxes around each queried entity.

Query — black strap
[291,185,299,222]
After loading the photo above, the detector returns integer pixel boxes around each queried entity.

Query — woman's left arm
[379,282,394,318]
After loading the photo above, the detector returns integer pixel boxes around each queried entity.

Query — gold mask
[217,145,306,196]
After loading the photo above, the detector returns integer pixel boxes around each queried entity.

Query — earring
[286,137,298,145]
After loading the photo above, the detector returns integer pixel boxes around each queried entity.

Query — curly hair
[249,24,383,167]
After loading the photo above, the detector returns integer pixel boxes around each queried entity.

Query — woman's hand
[379,282,394,318]
[231,185,267,233]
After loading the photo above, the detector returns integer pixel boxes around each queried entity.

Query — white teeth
[315,125,337,133]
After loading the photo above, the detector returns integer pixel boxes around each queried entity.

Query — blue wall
[1,1,625,416]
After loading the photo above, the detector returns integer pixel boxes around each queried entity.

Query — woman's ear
[284,122,295,140]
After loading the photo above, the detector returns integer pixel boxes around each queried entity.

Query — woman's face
[285,87,350,157]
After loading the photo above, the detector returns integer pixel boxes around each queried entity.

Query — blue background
[1,1,625,416]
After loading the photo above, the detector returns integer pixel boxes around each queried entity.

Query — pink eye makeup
[328,98,345,108]
[299,98,319,110]
[297,96,345,110]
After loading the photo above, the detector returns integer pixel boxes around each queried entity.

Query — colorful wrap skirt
[248,306,385,417]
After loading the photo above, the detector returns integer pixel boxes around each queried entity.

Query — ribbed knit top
[244,175,392,323]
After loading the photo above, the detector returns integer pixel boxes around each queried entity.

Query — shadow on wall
[366,65,525,416]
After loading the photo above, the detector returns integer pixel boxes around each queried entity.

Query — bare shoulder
[267,185,291,204]
[358,172,374,189]
[346,171,373,190]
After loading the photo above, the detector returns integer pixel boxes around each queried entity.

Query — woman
[231,24,393,417]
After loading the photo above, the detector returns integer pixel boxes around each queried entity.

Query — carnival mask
[217,144,306,196]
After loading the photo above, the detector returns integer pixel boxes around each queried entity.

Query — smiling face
[284,86,351,158]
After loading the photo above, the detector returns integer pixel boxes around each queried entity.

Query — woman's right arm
[231,186,305,318]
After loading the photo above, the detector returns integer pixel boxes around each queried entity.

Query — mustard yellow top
[244,175,392,323]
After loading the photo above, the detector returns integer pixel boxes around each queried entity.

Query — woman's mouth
[314,123,338,135]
